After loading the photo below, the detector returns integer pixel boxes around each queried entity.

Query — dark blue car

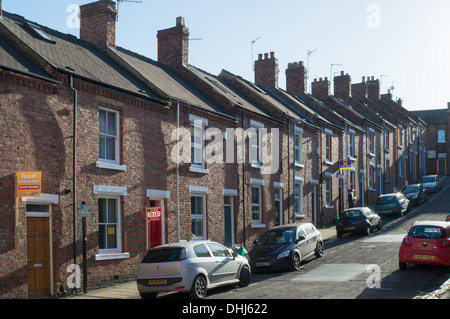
[248,223,323,272]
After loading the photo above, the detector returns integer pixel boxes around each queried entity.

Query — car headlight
[277,251,290,259]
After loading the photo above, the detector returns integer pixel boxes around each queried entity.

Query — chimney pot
[270,51,275,59]
[176,16,185,26]
[258,54,263,60]
[264,53,269,59]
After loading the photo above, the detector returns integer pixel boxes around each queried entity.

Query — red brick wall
[80,0,117,50]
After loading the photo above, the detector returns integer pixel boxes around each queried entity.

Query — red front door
[149,201,163,248]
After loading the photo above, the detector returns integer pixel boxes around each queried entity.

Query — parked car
[399,221,450,270]
[375,193,410,217]
[419,175,442,193]
[248,223,323,272]
[336,207,382,238]
[137,240,251,299]
[399,184,427,206]
[446,213,450,222]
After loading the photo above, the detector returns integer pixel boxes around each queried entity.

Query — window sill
[95,252,130,261]
[96,161,127,171]
[251,223,266,229]
[324,160,333,166]
[325,205,334,209]
[295,162,304,169]
[189,166,210,174]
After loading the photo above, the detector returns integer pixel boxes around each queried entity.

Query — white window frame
[349,129,355,159]
[191,193,206,240]
[294,126,303,167]
[398,155,403,177]
[385,159,390,183]
[398,125,404,148]
[385,129,390,151]
[251,185,264,227]
[325,177,332,207]
[325,129,333,163]
[369,128,375,155]
[250,120,264,168]
[190,115,207,172]
[97,196,123,256]
[369,163,375,191]
[294,178,304,218]
[98,107,120,165]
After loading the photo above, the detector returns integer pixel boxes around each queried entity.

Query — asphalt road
[200,177,450,300]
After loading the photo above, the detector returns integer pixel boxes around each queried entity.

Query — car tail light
[179,248,188,260]
[402,236,411,246]
[356,219,363,224]
[442,238,450,248]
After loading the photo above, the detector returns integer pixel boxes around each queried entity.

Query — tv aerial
[117,0,143,21]
[251,37,262,71]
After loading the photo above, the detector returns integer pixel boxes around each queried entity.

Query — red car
[446,214,450,222]
[399,221,450,270]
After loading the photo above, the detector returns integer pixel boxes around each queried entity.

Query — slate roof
[0,33,51,80]
[110,46,234,118]
[411,109,448,125]
[0,12,159,100]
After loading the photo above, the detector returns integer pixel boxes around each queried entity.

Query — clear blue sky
[4,0,450,110]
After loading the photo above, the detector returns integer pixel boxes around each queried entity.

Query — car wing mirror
[296,236,306,243]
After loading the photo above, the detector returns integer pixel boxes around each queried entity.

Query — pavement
[62,225,450,300]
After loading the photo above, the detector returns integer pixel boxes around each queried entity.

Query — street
[191,177,449,300]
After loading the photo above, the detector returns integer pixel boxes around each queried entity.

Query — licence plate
[148,279,167,285]
[345,227,355,231]
[414,255,435,260]
[382,210,391,213]
[256,261,271,267]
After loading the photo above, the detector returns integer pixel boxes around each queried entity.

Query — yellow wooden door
[27,217,51,297]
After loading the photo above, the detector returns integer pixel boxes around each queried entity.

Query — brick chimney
[311,77,330,98]
[157,17,190,67]
[333,71,351,99]
[351,77,368,99]
[367,76,380,99]
[286,61,307,95]
[80,0,117,50]
[254,52,279,89]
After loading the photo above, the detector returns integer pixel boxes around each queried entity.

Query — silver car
[419,175,442,193]
[137,240,251,299]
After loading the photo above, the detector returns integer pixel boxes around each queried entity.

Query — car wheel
[337,231,343,238]
[290,252,301,271]
[363,225,371,236]
[238,266,251,287]
[140,292,157,299]
[189,275,207,299]
[399,260,408,271]
[314,241,324,258]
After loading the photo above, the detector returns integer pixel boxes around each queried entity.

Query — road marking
[291,264,373,282]
[362,234,405,243]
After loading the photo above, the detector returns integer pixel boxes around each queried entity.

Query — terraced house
[0,0,428,298]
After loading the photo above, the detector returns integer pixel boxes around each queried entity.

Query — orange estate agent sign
[16,171,42,197]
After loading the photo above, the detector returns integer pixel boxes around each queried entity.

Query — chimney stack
[80,0,117,50]
[286,61,307,95]
[333,71,351,99]
[254,52,279,89]
[311,77,330,98]
[157,17,190,67]
[367,76,380,99]
[351,76,368,99]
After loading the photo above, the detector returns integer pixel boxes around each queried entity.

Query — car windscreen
[258,228,296,245]
[141,247,183,263]
[420,176,436,183]
[409,226,446,239]
[341,210,363,219]
[401,186,418,194]
[377,196,397,205]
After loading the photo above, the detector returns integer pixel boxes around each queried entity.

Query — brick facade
[0,0,431,298]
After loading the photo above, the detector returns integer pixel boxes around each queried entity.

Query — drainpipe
[69,74,78,290]
[176,100,180,242]
[242,110,246,247]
